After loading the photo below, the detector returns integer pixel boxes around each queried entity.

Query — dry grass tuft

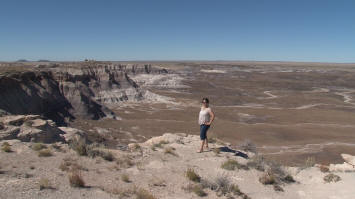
[38,149,53,157]
[51,143,62,151]
[213,148,220,155]
[324,173,341,183]
[100,150,114,161]
[303,156,316,168]
[238,139,257,153]
[135,188,157,199]
[221,159,249,171]
[259,172,276,185]
[273,184,284,192]
[319,165,330,173]
[121,173,131,183]
[31,143,47,151]
[283,174,296,183]
[164,146,177,156]
[184,184,207,197]
[69,138,88,156]
[1,142,12,152]
[151,140,169,151]
[208,137,217,144]
[39,178,53,190]
[59,158,86,172]
[246,155,265,171]
[68,170,85,187]
[132,143,141,151]
[186,168,201,182]
[116,155,134,168]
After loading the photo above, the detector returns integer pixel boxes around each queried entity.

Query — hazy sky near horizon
[1,0,354,62]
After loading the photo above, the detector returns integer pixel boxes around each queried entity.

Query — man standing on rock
[198,97,215,153]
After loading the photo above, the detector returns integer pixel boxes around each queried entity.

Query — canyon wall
[0,63,168,125]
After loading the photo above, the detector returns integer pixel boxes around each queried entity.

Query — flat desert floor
[71,61,355,166]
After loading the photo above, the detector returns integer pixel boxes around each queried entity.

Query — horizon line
[1,59,355,64]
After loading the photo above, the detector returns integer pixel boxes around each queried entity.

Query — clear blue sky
[1,0,354,62]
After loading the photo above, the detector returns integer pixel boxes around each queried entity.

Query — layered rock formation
[0,63,169,125]
[0,115,65,143]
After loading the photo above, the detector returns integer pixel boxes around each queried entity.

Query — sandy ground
[69,61,355,166]
[1,133,354,199]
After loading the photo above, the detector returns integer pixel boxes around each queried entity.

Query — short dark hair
[202,97,209,103]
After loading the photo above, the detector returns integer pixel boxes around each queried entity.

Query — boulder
[0,126,20,140]
[329,154,355,172]
[17,119,65,143]
[59,127,89,144]
[341,154,355,166]
[0,115,41,126]
[1,115,27,126]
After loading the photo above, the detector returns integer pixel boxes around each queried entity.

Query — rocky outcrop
[0,63,169,125]
[59,126,89,144]
[329,154,355,172]
[0,115,65,143]
[0,72,73,125]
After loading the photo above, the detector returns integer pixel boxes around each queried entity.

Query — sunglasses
[202,101,208,104]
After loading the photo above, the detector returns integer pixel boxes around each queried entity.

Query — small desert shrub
[238,139,257,153]
[268,161,286,179]
[59,158,86,172]
[186,168,201,182]
[38,149,53,157]
[230,184,243,196]
[31,143,47,151]
[108,186,155,198]
[116,156,134,168]
[259,172,276,185]
[70,139,88,156]
[132,143,141,151]
[135,188,157,199]
[273,184,284,192]
[200,179,218,191]
[39,178,53,190]
[184,184,207,197]
[51,143,62,151]
[304,156,316,168]
[68,170,85,187]
[324,173,341,183]
[213,148,220,155]
[246,155,265,171]
[282,174,296,183]
[192,184,207,197]
[215,175,231,196]
[221,159,248,171]
[100,150,114,161]
[319,165,330,173]
[121,173,130,183]
[1,142,12,152]
[164,147,177,156]
[2,142,10,147]
[208,137,217,143]
[151,140,169,150]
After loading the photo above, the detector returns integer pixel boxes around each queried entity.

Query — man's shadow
[218,146,249,159]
